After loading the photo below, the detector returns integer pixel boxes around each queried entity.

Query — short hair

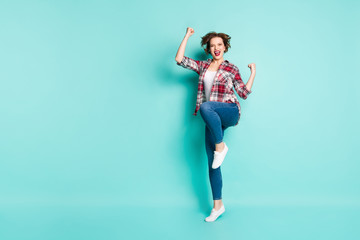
[201,32,231,55]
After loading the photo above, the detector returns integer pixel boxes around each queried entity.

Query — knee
[200,102,211,116]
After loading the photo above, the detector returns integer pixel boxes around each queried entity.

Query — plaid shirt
[177,56,251,123]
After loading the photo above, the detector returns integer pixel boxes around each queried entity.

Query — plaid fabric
[177,56,251,123]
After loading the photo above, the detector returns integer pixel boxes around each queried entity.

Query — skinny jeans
[199,101,240,200]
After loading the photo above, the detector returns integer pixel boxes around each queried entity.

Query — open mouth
[214,50,220,56]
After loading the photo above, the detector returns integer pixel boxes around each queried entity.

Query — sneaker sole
[204,209,225,222]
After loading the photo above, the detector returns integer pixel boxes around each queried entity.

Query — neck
[212,57,224,65]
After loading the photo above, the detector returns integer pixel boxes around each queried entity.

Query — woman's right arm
[175,27,194,63]
[175,27,201,74]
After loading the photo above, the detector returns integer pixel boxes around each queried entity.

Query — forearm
[246,71,255,92]
[175,34,190,63]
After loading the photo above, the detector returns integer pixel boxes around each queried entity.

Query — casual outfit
[176,55,251,124]
[176,55,251,202]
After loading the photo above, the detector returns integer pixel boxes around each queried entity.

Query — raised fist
[248,63,256,72]
[186,27,195,37]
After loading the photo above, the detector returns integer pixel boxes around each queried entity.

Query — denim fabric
[200,101,240,200]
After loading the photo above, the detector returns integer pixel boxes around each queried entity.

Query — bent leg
[200,102,239,144]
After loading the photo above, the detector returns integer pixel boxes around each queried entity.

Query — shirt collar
[206,58,229,64]
[206,58,229,69]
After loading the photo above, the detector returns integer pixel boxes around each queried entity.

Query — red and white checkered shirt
[177,56,251,123]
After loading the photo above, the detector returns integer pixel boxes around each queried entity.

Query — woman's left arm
[246,63,256,92]
[233,63,256,100]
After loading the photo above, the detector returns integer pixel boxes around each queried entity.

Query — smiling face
[209,37,226,60]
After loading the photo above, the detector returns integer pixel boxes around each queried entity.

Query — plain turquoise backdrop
[1,0,359,239]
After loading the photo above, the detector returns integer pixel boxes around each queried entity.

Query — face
[209,37,226,60]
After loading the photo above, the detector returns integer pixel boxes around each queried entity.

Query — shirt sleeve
[233,67,251,99]
[176,56,201,75]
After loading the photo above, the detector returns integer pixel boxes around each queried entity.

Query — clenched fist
[186,27,194,37]
[248,63,256,73]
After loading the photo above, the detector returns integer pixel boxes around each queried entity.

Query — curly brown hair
[201,32,231,55]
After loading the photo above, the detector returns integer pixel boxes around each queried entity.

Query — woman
[175,27,256,222]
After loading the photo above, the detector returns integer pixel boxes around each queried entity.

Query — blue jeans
[199,101,240,200]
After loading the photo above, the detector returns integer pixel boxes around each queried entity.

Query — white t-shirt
[204,70,217,101]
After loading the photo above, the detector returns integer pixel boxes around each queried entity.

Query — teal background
[1,0,359,239]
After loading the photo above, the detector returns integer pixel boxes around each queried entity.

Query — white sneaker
[212,143,228,169]
[205,205,225,222]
